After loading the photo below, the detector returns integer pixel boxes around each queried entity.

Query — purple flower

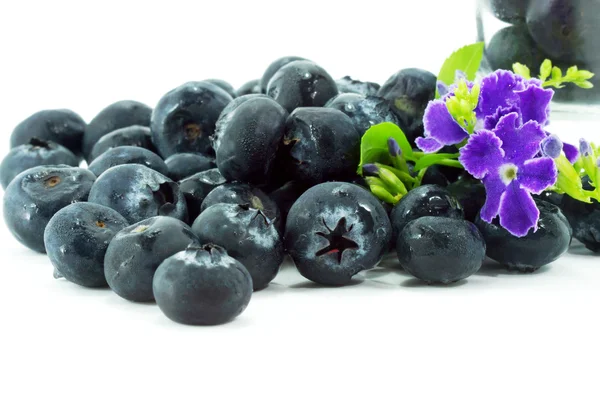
[388,138,401,157]
[415,100,469,152]
[459,112,558,237]
[540,134,563,159]
[563,142,580,163]
[579,138,592,157]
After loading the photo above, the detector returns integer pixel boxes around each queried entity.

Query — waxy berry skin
[285,182,392,286]
[164,153,216,182]
[178,168,226,223]
[3,165,96,253]
[87,146,168,177]
[89,125,156,163]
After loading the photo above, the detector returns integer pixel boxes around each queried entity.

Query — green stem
[435,159,464,169]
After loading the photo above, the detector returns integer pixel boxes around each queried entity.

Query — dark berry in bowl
[475,200,572,272]
[391,184,464,242]
[447,177,486,223]
[1,138,78,189]
[44,203,128,287]
[488,0,530,23]
[285,182,392,286]
[396,217,486,284]
[164,153,215,182]
[260,56,307,93]
[3,165,96,253]
[105,216,199,302]
[88,146,168,177]
[267,60,338,113]
[335,76,380,96]
[88,164,187,224]
[89,125,155,163]
[151,81,232,158]
[10,109,86,158]
[214,96,288,185]
[178,168,226,222]
[204,79,237,98]
[192,204,284,291]
[278,107,360,185]
[325,93,401,137]
[153,244,253,325]
[83,100,152,160]
[236,79,261,96]
[377,68,437,145]
[485,25,547,72]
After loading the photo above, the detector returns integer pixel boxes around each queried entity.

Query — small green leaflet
[436,42,485,98]
[357,122,413,175]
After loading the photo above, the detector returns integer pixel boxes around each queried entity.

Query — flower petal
[563,142,580,163]
[483,105,521,130]
[422,100,468,146]
[476,70,524,118]
[498,181,540,237]
[480,174,506,223]
[518,157,558,194]
[516,84,553,125]
[415,136,444,153]
[493,113,546,164]
[458,130,504,179]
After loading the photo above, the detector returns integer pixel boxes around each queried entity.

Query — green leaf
[552,66,563,81]
[539,59,553,81]
[513,62,531,79]
[357,122,413,174]
[575,81,594,89]
[413,153,461,172]
[436,42,485,97]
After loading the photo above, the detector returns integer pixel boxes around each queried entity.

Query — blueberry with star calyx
[285,182,392,286]
[44,203,128,287]
[476,200,572,272]
[10,109,86,158]
[89,125,156,162]
[277,107,360,185]
[267,60,338,113]
[105,216,199,302]
[378,68,437,144]
[1,138,78,189]
[397,217,486,284]
[88,146,169,177]
[335,76,380,96]
[88,164,187,224]
[260,56,307,93]
[192,203,284,291]
[83,100,152,160]
[151,81,233,158]
[164,153,216,182]
[153,244,253,325]
[3,165,96,253]
[178,168,226,222]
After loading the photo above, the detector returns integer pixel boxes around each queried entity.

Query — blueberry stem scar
[315,217,358,263]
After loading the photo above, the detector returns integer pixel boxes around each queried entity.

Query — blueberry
[105,216,199,302]
[88,146,168,177]
[10,109,86,158]
[268,181,309,228]
[267,60,338,113]
[526,0,600,64]
[88,164,187,224]
[285,182,392,286]
[89,125,155,163]
[214,96,288,185]
[236,79,261,96]
[260,56,307,93]
[325,93,401,137]
[164,153,216,182]
[192,204,284,291]
[178,168,226,222]
[44,203,128,287]
[485,25,547,71]
[447,177,486,222]
[153,244,253,325]
[3,165,95,252]
[420,165,450,187]
[1,138,78,189]
[534,191,564,208]
[488,0,530,23]
[396,217,486,284]
[151,82,232,158]
[83,100,152,160]
[561,184,600,252]
[390,184,464,244]
[335,76,381,96]
[200,183,282,232]
[277,107,360,185]
[204,79,237,98]
[377,68,437,144]
[475,200,572,272]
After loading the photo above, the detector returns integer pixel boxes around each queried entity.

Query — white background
[1,1,599,399]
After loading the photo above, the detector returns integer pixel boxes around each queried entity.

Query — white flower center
[499,163,518,185]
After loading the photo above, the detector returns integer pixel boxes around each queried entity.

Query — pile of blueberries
[0,55,589,326]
